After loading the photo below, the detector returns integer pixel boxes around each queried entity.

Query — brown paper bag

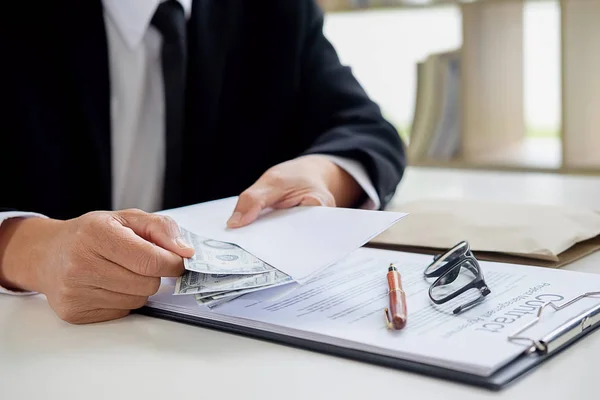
[368,199,600,268]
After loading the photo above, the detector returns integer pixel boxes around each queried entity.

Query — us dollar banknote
[194,278,294,308]
[174,268,292,295]
[179,227,274,275]
[195,293,243,309]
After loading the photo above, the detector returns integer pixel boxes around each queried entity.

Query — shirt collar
[102,0,192,49]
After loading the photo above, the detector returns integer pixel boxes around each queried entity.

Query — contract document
[145,247,600,378]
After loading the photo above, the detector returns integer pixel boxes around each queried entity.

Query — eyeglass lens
[430,259,480,302]
[426,241,469,276]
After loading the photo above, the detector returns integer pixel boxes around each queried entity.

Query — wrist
[0,217,61,293]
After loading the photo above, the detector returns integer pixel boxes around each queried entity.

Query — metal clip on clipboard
[508,291,600,355]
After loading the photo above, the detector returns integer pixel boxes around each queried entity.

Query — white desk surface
[2,167,600,400]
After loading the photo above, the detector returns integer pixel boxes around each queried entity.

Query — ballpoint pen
[384,263,407,330]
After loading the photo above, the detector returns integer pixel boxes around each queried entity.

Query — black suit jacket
[1,0,406,220]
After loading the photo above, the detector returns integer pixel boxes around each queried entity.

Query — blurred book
[407,49,461,163]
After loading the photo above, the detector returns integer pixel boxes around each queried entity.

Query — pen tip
[388,263,397,272]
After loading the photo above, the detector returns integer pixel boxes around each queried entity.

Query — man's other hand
[0,210,194,324]
[227,155,363,228]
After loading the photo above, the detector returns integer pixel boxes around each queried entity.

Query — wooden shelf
[410,160,600,176]
[411,136,600,176]
[462,137,561,170]
[411,137,560,172]
[319,0,547,13]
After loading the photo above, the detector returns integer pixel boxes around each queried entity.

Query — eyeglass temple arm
[453,297,484,314]
[452,286,490,314]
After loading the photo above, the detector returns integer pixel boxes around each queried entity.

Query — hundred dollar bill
[174,268,291,295]
[179,227,274,275]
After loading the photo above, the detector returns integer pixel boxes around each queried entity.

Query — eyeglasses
[423,241,491,314]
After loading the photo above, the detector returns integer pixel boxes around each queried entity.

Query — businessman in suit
[0,0,406,324]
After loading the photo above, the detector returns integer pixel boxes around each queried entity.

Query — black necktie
[151,0,187,209]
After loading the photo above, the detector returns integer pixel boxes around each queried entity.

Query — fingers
[300,192,336,207]
[115,210,195,258]
[93,214,186,278]
[65,309,131,325]
[228,188,336,228]
[273,192,335,209]
[86,288,149,310]
[52,287,146,324]
[84,257,161,297]
[226,159,341,228]
[227,184,285,228]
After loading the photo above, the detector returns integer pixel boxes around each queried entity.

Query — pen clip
[384,308,394,329]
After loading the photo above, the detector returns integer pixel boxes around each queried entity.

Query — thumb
[227,185,284,228]
[115,209,195,258]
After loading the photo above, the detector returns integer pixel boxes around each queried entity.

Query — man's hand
[227,155,363,228]
[0,210,194,324]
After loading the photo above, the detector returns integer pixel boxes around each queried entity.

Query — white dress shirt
[0,0,379,295]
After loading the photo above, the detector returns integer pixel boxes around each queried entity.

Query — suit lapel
[60,0,113,209]
[186,0,240,132]
[176,0,241,206]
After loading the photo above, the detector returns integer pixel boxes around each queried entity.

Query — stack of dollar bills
[174,227,293,308]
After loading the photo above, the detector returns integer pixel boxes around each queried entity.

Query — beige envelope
[368,199,600,268]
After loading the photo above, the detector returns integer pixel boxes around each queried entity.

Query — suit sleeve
[297,0,407,209]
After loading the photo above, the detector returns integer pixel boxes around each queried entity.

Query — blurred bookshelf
[319,0,600,175]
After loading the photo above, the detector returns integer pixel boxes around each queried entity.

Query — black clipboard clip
[507,291,600,355]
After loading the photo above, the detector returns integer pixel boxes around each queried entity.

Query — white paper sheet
[156,197,406,282]
[147,248,600,376]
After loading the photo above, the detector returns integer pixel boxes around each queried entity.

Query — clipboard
[136,291,600,391]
